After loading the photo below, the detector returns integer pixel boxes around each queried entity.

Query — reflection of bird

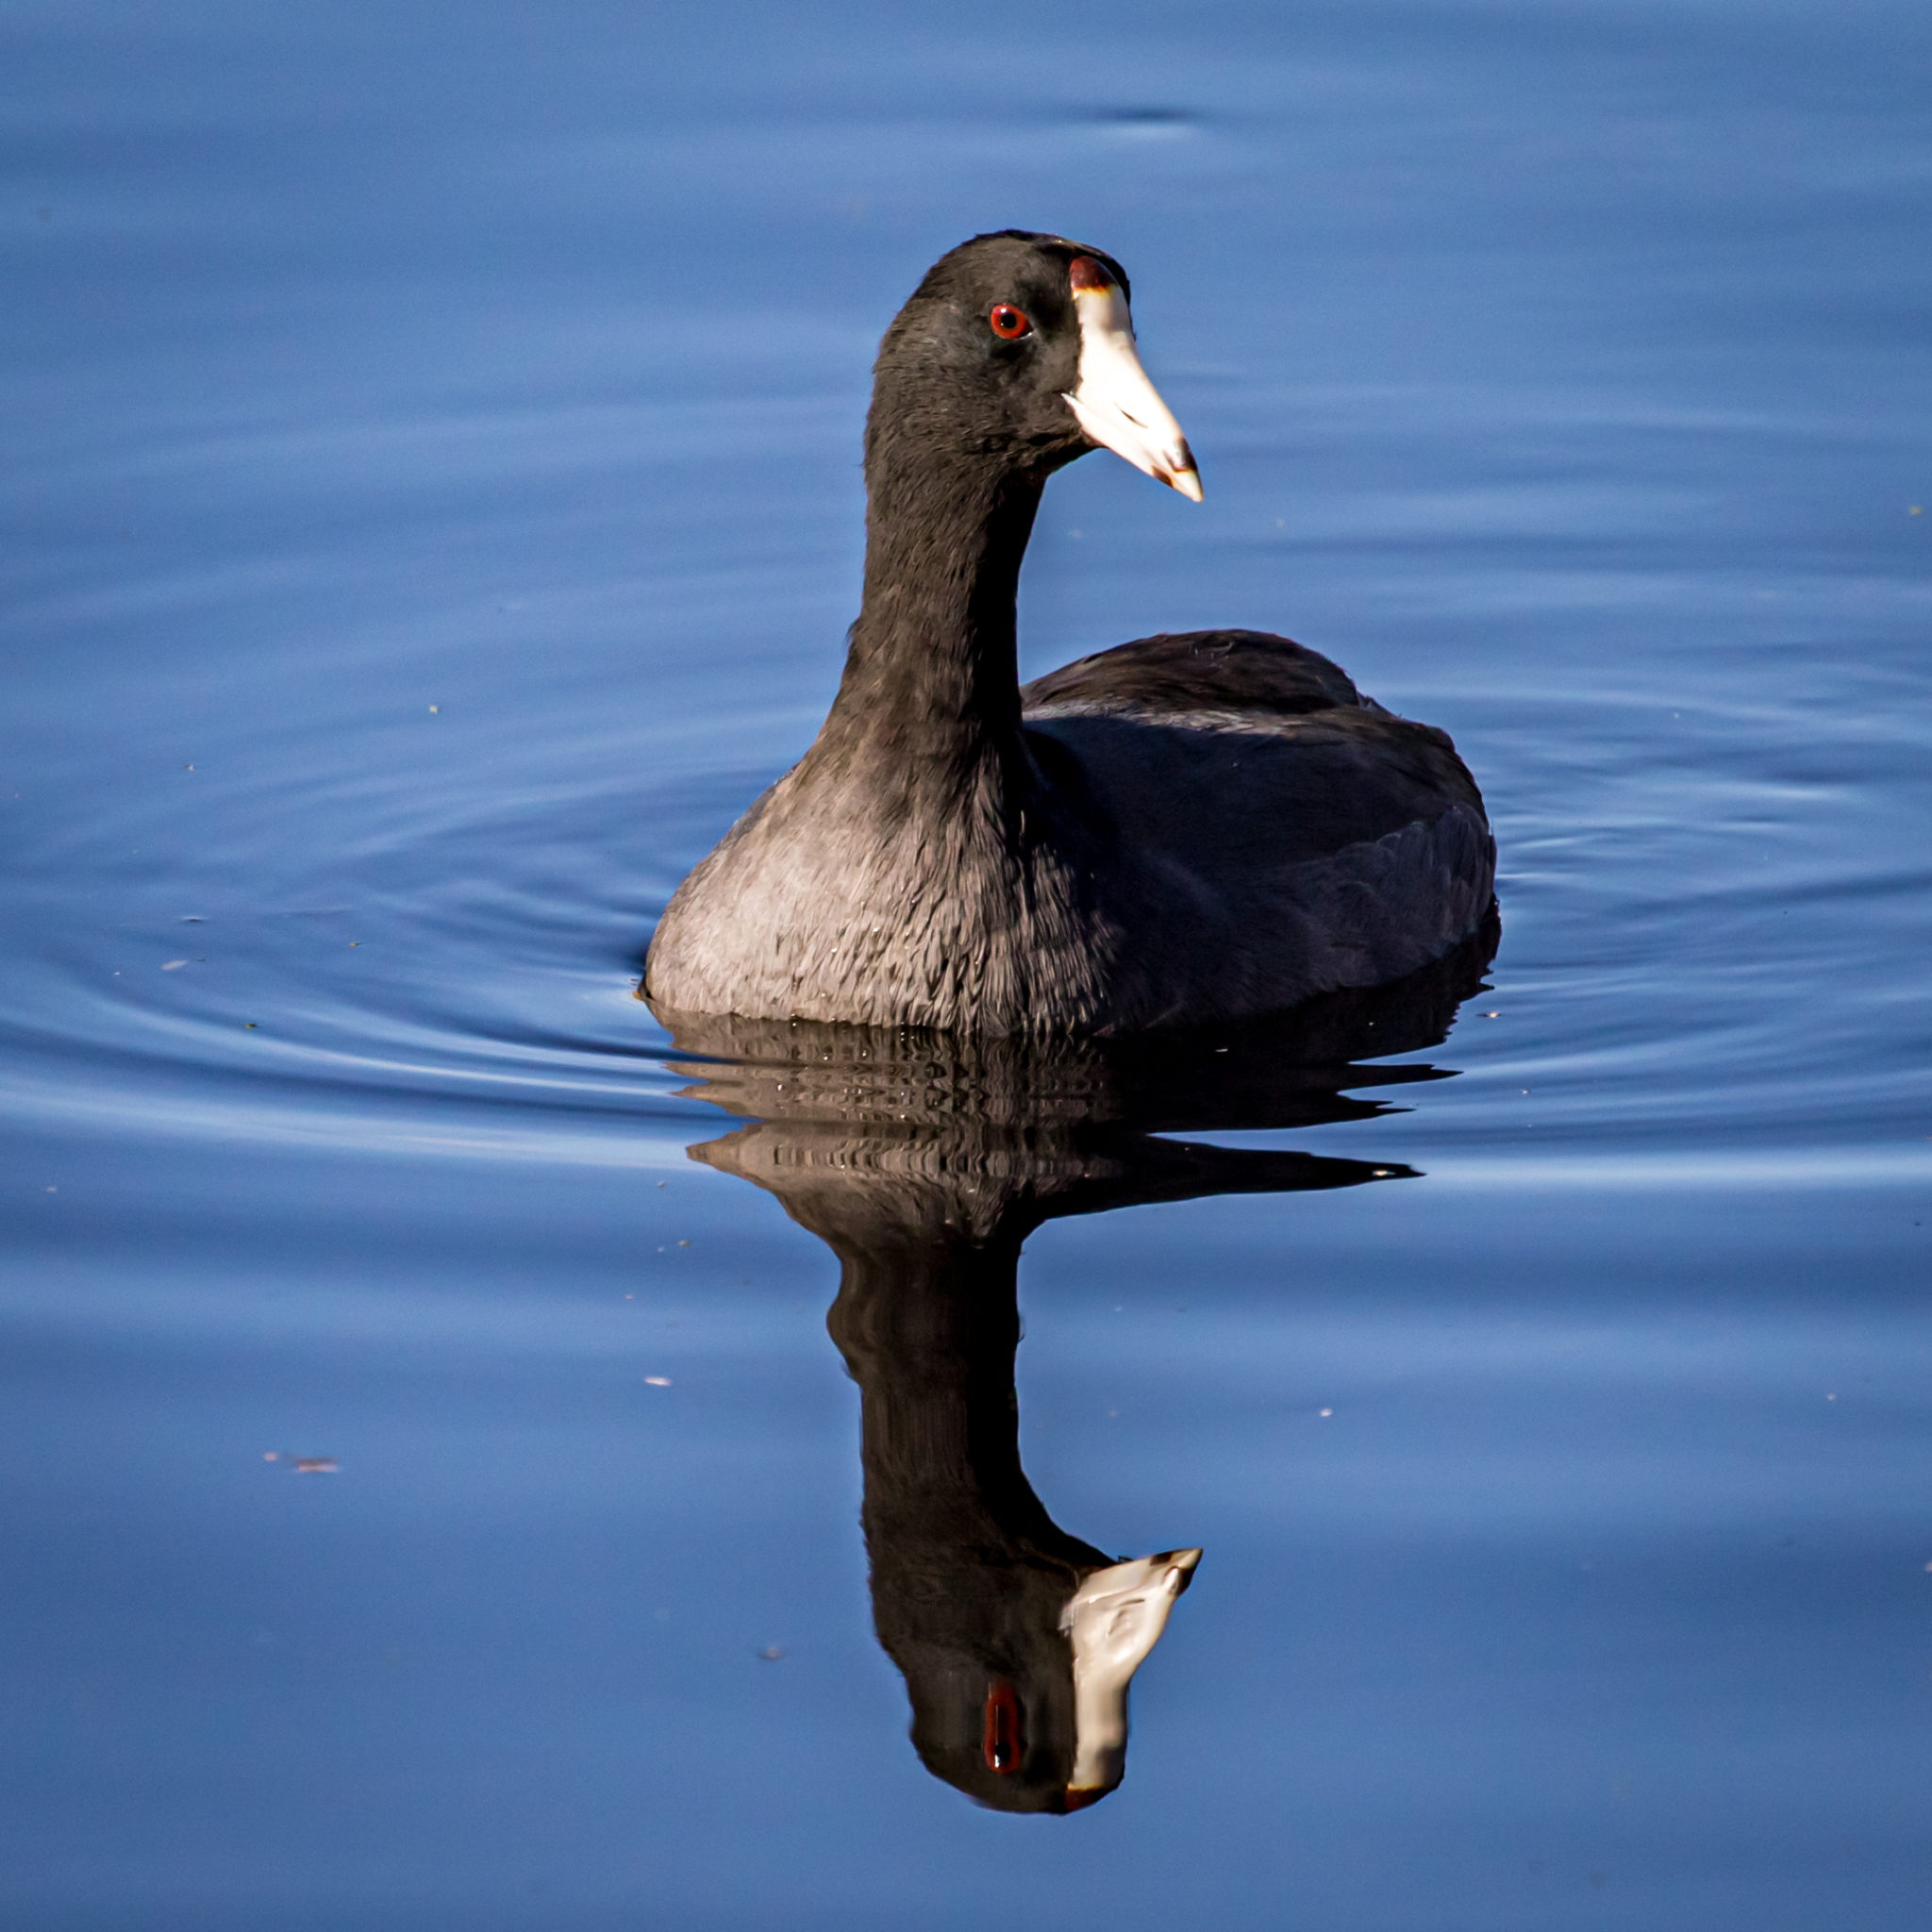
[646,230,1493,1037]
[668,926,1495,1811]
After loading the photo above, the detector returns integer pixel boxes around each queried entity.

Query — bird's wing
[1021,629,1485,869]
[1020,628,1367,722]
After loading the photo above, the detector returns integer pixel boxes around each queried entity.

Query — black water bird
[665,925,1495,1809]
[646,230,1493,1035]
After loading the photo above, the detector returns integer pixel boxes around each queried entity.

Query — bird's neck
[824,1219,1089,1563]
[812,447,1043,785]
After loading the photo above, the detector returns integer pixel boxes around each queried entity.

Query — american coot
[645,231,1494,1036]
[667,932,1497,1810]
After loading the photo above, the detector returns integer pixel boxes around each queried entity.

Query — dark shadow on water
[658,913,1497,1812]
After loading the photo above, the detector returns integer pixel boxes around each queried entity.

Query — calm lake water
[5,2,1931,1925]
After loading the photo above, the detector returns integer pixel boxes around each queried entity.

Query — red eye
[983,1679,1022,1773]
[989,304,1030,340]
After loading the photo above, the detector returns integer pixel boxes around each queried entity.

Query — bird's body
[644,233,1493,1037]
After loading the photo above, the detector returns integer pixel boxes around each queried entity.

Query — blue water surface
[4,2,1931,1926]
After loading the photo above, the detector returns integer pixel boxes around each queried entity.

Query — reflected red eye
[983,1679,1022,1773]
[989,304,1030,340]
